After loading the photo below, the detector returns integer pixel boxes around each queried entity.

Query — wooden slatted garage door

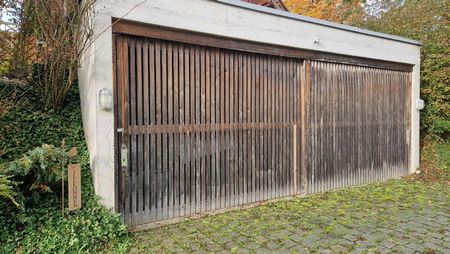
[113,21,412,228]
[306,61,411,193]
[114,34,303,226]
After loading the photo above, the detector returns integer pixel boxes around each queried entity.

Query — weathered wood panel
[307,61,411,194]
[115,35,302,226]
[114,32,412,227]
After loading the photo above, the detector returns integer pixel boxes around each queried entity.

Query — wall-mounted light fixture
[416,99,425,111]
[98,88,113,111]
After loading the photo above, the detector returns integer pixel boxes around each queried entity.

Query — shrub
[429,119,450,142]
[0,143,129,253]
[0,174,18,206]
[0,80,81,164]
[356,0,450,141]
[4,144,68,197]
[0,81,129,254]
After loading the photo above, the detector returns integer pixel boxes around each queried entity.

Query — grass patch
[411,138,450,183]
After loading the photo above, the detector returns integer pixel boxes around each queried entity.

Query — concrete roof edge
[215,0,422,46]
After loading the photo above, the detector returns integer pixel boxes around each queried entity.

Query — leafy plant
[357,0,450,141]
[0,80,81,164]
[3,144,67,197]
[0,81,130,253]
[429,119,450,142]
[0,174,18,206]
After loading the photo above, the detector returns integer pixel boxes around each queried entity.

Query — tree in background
[284,0,449,140]
[1,0,96,110]
[0,0,35,78]
[283,0,365,24]
[361,0,449,140]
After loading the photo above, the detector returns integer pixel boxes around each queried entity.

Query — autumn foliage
[283,0,364,24]
[283,0,449,140]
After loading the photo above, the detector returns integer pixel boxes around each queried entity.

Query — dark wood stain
[112,19,413,72]
[113,28,411,227]
[115,35,302,226]
[307,61,410,194]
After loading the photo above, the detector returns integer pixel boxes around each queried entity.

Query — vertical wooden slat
[154,41,162,220]
[148,40,156,221]
[184,44,191,216]
[243,53,249,204]
[254,54,260,202]
[238,53,245,205]
[200,47,206,212]
[205,48,211,211]
[117,36,129,222]
[173,43,180,218]
[178,44,185,217]
[161,42,169,220]
[167,43,174,219]
[274,57,280,197]
[214,48,220,210]
[135,40,144,224]
[128,39,138,225]
[218,50,224,209]
[189,45,196,214]
[224,50,230,207]
[229,51,236,207]
[210,48,217,211]
[142,40,150,219]
[268,56,274,199]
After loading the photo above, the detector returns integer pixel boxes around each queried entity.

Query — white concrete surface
[78,0,421,210]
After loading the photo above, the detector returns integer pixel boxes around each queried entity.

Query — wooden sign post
[68,163,82,211]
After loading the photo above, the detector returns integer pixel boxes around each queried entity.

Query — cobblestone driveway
[130,179,450,253]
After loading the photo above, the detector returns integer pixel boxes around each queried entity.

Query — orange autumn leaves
[283,0,365,24]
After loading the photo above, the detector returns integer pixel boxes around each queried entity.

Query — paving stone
[277,248,291,254]
[255,247,271,254]
[289,233,305,243]
[423,241,442,251]
[331,244,348,253]
[406,243,425,252]
[266,241,281,250]
[243,241,260,250]
[236,236,248,243]
[235,248,250,254]
[281,239,297,248]
[129,180,450,254]
[381,240,396,249]
[318,248,334,254]
[224,241,238,250]
[215,250,231,254]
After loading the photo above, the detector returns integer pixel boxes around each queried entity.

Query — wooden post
[300,61,311,195]
[61,139,66,216]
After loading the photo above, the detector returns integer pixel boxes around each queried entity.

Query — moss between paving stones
[130,179,450,253]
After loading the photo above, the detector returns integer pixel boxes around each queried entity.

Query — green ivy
[356,0,450,141]
[0,81,130,254]
[0,81,82,164]
[0,174,18,206]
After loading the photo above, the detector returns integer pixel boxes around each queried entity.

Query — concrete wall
[78,0,421,210]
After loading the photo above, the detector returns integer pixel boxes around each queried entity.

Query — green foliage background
[0,81,129,253]
[357,0,450,140]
